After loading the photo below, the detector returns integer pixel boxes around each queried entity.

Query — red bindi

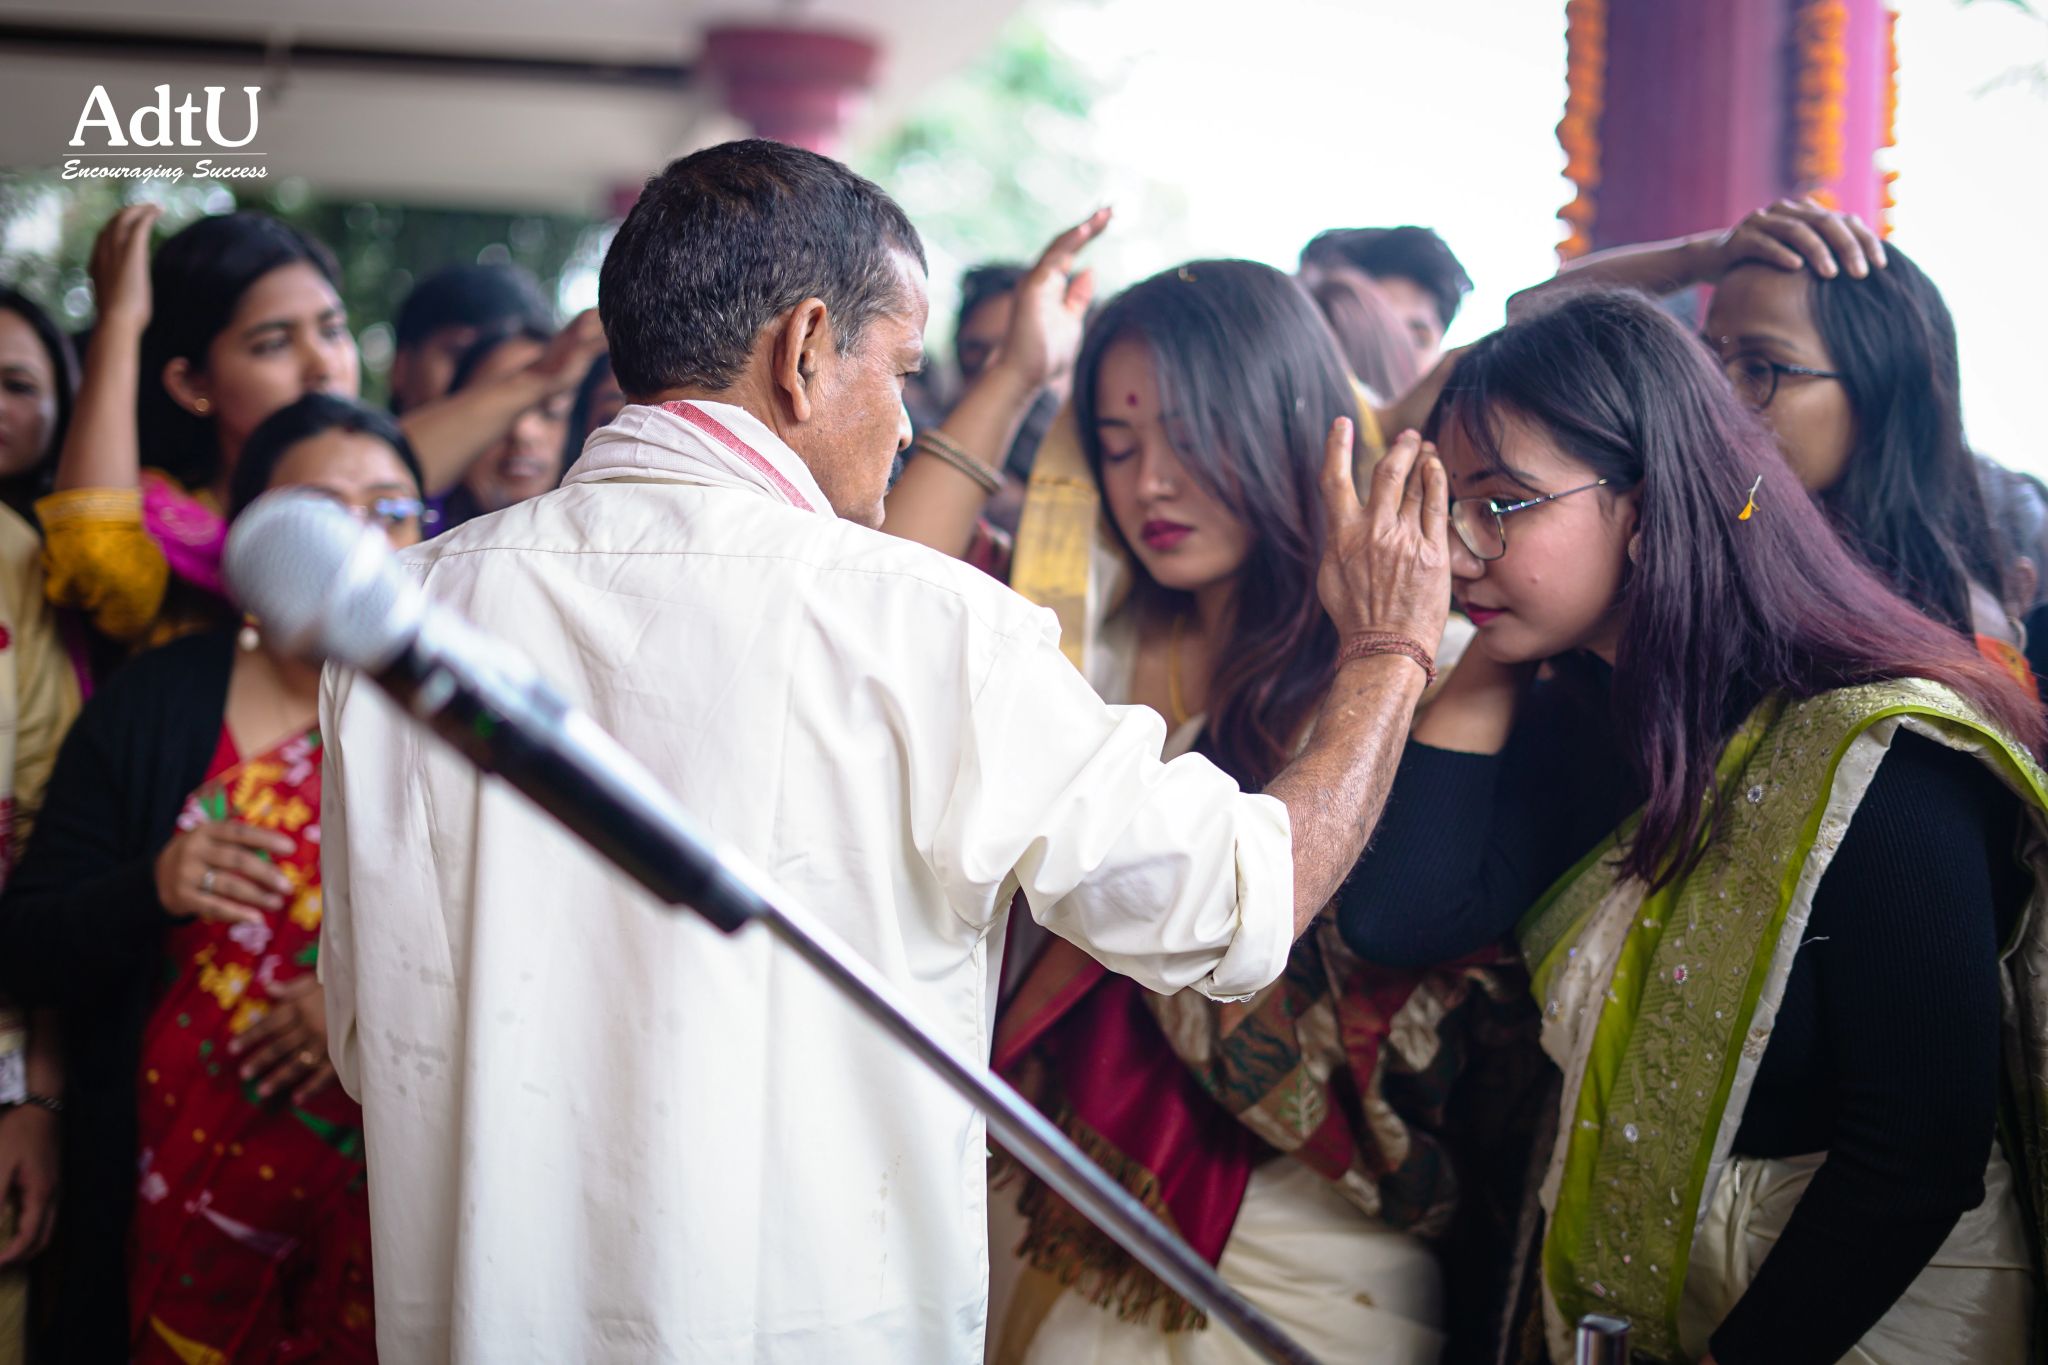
[1125,392,1139,407]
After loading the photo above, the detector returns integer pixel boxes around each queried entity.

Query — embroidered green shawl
[1517,679,2048,1361]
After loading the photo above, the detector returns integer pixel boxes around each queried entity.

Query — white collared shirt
[319,400,1293,1363]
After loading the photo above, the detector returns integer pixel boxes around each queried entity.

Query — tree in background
[2,6,1168,401]
[854,7,1185,394]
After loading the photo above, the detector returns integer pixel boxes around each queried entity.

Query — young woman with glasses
[1341,288,2048,1364]
[1508,198,2011,653]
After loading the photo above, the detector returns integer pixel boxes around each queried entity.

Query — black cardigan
[1340,667,2025,1364]
[0,630,234,1363]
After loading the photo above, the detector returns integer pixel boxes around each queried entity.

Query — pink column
[698,26,880,157]
[1813,0,1892,224]
[1557,0,1895,258]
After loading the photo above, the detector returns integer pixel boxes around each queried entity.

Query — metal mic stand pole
[375,653,1323,1365]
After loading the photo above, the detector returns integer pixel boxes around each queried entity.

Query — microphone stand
[369,626,1323,1365]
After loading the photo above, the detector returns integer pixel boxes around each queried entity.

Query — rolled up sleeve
[36,486,169,642]
[931,610,1294,1000]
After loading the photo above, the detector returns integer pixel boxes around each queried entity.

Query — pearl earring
[193,398,211,415]
[238,615,261,652]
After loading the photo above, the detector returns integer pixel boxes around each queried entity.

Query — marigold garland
[1556,0,1607,260]
[1880,5,1899,236]
[1792,0,1851,207]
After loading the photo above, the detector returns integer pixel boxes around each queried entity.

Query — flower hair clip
[1738,475,1763,522]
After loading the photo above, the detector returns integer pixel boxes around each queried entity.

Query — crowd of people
[0,134,2043,1365]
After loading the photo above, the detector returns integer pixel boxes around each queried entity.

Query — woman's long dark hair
[1807,245,2002,634]
[1074,260,1357,787]
[0,285,79,494]
[139,212,343,488]
[1435,289,2043,889]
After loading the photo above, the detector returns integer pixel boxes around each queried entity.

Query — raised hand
[88,202,163,335]
[990,207,1111,395]
[1315,422,1451,655]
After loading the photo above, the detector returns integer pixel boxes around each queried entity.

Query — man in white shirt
[320,138,1453,1363]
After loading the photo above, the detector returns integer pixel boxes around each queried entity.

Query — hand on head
[1315,422,1452,656]
[88,202,163,334]
[1714,197,1888,281]
[526,309,609,394]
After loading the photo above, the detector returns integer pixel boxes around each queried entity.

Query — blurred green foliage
[0,171,600,402]
[0,8,1127,401]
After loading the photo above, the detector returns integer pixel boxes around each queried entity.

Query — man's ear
[771,298,830,424]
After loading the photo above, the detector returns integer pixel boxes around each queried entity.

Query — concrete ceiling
[0,0,1027,212]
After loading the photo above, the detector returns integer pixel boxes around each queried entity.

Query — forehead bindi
[1095,336,1162,418]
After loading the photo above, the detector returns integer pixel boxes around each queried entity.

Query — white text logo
[69,84,261,149]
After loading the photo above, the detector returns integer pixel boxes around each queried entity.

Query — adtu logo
[70,84,261,148]
[62,85,270,184]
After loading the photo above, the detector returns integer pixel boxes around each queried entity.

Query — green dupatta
[1517,678,2048,1362]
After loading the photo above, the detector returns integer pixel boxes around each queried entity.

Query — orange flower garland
[1556,0,1607,260]
[1793,0,1851,208]
[1880,5,1899,235]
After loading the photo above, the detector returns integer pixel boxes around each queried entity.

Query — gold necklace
[1166,612,1191,728]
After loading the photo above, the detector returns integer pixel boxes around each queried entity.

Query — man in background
[1299,225,1472,372]
[386,263,553,414]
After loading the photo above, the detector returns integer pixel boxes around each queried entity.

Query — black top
[0,630,235,1363]
[1339,665,2026,1365]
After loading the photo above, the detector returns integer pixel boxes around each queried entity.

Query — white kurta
[319,400,1296,1364]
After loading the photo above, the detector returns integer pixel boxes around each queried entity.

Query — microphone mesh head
[223,489,424,670]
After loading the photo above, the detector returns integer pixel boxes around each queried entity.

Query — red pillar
[1557,0,1896,260]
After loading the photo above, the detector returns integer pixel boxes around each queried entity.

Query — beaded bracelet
[1336,631,1437,686]
[915,429,1004,496]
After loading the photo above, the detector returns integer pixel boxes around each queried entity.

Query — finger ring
[199,868,216,895]
[297,1049,319,1067]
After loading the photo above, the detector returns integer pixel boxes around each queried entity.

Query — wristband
[1336,632,1437,686]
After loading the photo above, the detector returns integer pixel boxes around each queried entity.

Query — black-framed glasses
[1719,353,1841,410]
[1450,480,1609,561]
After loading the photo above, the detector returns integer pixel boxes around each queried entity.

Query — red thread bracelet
[1336,632,1437,686]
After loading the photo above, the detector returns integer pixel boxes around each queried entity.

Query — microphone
[222,488,1318,1365]
[223,489,762,931]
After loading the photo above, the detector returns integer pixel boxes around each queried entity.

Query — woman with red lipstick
[984,260,1540,1365]
[1341,289,2048,1363]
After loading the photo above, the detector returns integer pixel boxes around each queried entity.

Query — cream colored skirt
[1678,1145,2034,1363]
[989,1158,1446,1365]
